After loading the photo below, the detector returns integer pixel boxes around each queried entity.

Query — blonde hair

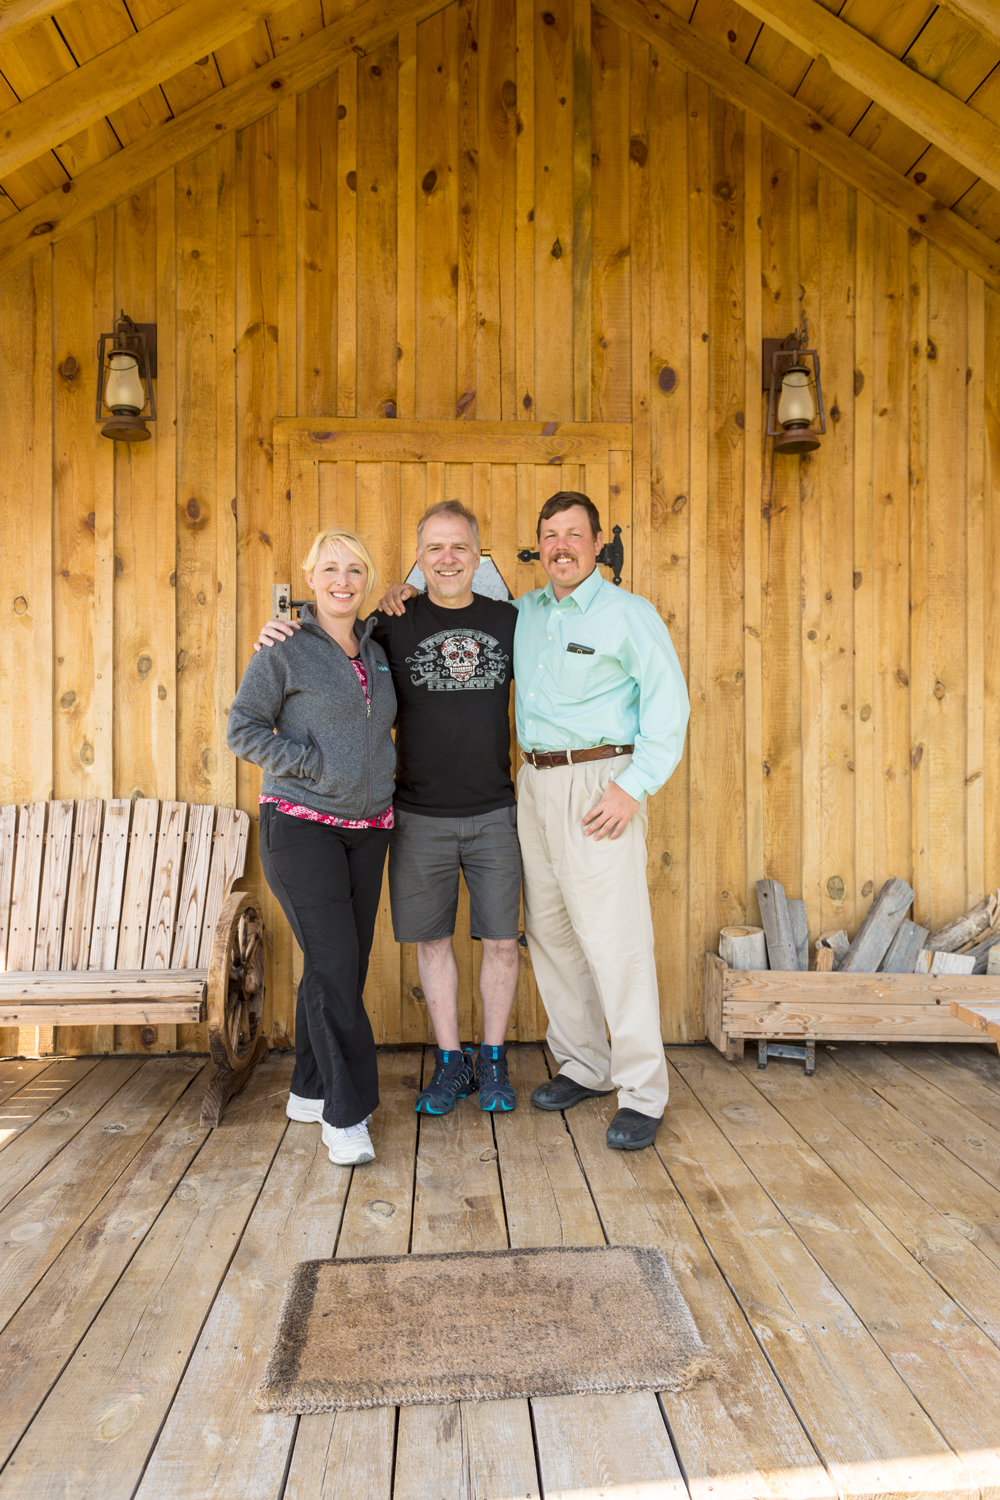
[302,529,377,598]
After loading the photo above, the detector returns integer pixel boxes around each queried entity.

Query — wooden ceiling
[1,0,1000,278]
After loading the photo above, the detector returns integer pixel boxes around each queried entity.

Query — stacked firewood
[718,880,1000,976]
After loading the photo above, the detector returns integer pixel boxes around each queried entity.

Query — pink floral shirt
[259,658,394,831]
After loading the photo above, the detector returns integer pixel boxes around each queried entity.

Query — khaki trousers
[517,755,669,1117]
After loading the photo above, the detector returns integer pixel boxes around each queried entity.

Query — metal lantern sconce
[96,312,157,442]
[763,333,825,455]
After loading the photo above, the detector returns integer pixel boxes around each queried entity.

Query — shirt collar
[541,564,603,612]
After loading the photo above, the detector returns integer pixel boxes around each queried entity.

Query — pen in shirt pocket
[566,642,595,655]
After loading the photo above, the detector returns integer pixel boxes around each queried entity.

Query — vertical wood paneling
[3,14,1000,1056]
[534,0,573,420]
[590,12,628,424]
[759,132,801,900]
[358,41,399,418]
[297,78,338,418]
[476,0,516,419]
[705,93,745,954]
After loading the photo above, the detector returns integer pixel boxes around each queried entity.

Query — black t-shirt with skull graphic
[369,593,517,817]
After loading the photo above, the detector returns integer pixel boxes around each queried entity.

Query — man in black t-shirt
[256,501,521,1118]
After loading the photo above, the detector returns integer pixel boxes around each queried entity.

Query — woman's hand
[375,583,418,616]
[253,618,300,653]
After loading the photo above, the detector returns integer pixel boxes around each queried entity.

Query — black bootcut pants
[259,802,390,1128]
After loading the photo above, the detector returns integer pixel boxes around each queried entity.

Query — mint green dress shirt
[512,567,690,804]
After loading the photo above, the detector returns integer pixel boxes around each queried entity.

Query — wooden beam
[731,0,1000,195]
[0,0,450,279]
[942,0,1000,54]
[0,0,73,45]
[0,0,283,180]
[593,0,1000,293]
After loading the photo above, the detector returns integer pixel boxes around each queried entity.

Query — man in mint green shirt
[515,491,689,1150]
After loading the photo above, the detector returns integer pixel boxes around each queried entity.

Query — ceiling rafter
[0,0,450,278]
[0,0,998,292]
[594,0,1000,292]
[941,0,1000,54]
[0,0,284,181]
[732,0,1000,195]
[0,0,74,45]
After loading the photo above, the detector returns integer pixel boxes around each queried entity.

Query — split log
[840,878,914,973]
[787,900,809,971]
[813,945,835,972]
[719,926,768,971]
[916,949,976,976]
[988,945,1000,977]
[880,919,929,974]
[965,921,1000,971]
[755,880,799,971]
[817,928,850,967]
[926,892,998,953]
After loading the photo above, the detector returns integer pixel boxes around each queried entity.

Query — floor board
[2,1041,1000,1499]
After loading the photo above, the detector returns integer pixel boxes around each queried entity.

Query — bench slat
[0,969,207,996]
[61,799,104,971]
[7,802,47,972]
[88,799,132,969]
[33,800,75,968]
[0,999,206,1025]
[143,801,187,970]
[197,807,249,967]
[117,799,160,969]
[0,804,17,969]
[171,804,215,969]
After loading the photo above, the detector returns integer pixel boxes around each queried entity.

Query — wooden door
[268,418,632,1045]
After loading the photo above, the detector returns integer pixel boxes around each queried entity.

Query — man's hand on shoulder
[253,618,300,653]
[375,582,418,616]
[582,780,640,841]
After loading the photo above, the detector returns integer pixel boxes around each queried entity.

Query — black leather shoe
[531,1074,614,1111]
[606,1107,662,1150]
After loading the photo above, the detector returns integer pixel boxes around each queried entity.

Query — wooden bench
[949,998,1000,1059]
[0,798,267,1126]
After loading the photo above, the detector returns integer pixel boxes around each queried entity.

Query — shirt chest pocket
[548,645,596,697]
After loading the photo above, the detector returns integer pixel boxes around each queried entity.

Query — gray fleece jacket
[227,606,397,820]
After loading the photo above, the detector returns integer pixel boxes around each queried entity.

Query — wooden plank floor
[2,1041,1000,1498]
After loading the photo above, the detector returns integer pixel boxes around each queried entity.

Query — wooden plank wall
[1,0,999,1052]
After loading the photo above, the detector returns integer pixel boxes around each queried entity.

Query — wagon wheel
[201,891,269,1126]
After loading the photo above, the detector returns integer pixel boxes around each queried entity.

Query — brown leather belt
[521,743,634,769]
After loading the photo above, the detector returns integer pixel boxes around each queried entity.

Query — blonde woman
[227,530,397,1165]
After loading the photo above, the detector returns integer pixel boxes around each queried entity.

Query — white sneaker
[287,1094,371,1126]
[322,1119,376,1165]
[286,1092,324,1123]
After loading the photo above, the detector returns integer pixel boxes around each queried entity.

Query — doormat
[256,1244,717,1413]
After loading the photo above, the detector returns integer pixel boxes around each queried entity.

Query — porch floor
[3,1039,1000,1499]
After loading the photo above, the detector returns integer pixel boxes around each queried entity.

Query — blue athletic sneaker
[415,1047,477,1115]
[476,1044,516,1112]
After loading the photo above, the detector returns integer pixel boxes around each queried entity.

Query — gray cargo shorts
[388,804,522,943]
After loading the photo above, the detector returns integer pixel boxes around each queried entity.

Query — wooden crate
[704,952,999,1060]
